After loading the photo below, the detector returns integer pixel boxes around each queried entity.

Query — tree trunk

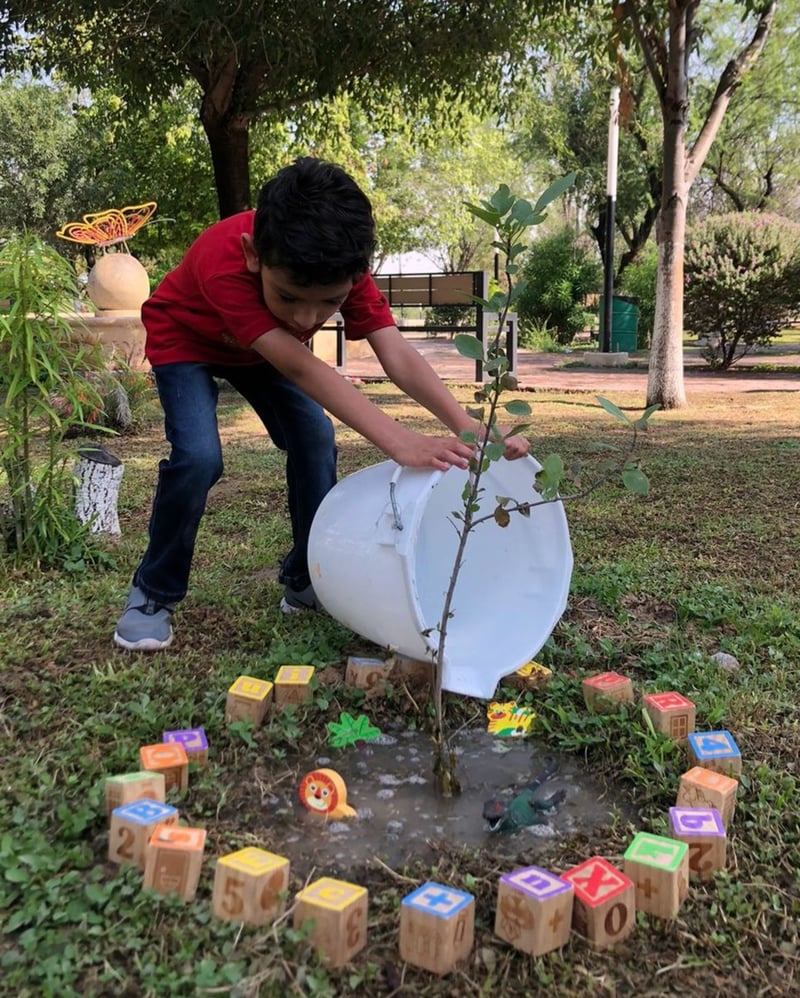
[74,446,123,536]
[201,113,253,218]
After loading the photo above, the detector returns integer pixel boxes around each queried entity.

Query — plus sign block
[212,847,290,926]
[687,730,741,777]
[623,832,689,919]
[104,771,166,817]
[494,866,574,956]
[225,676,273,725]
[676,766,738,828]
[293,877,368,967]
[643,692,696,742]
[273,665,315,706]
[139,742,189,794]
[581,672,634,712]
[399,881,475,975]
[669,806,727,881]
[163,727,209,766]
[560,857,636,949]
[143,824,207,901]
[109,799,178,868]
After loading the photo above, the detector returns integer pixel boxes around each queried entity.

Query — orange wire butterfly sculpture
[56,202,157,251]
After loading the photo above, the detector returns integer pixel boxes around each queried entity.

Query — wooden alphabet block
[623,832,689,918]
[163,727,209,766]
[668,806,727,881]
[687,730,741,777]
[273,665,315,706]
[582,672,634,712]
[389,654,433,687]
[139,742,189,794]
[293,877,368,967]
[104,771,165,817]
[502,660,553,692]
[225,675,273,725]
[560,857,636,949]
[109,798,178,868]
[212,847,289,925]
[399,881,474,975]
[345,655,392,693]
[643,691,696,742]
[143,824,206,901]
[494,866,574,956]
[676,766,738,827]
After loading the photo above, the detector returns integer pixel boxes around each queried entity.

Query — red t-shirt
[141,210,394,367]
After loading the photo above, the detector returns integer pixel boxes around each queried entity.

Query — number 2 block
[212,847,289,925]
[109,799,178,868]
[560,857,636,949]
[669,806,727,880]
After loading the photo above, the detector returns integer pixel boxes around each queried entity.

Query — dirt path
[346,336,800,396]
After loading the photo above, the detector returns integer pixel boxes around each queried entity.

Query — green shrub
[684,212,800,369]
[515,228,601,346]
[618,242,658,349]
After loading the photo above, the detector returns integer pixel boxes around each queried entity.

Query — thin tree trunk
[202,114,253,218]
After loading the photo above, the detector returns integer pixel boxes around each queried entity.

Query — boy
[114,157,528,650]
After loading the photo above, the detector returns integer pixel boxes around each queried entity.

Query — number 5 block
[212,847,289,925]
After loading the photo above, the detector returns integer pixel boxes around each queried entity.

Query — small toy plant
[429,177,659,796]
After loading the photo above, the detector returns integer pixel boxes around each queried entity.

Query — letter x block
[669,806,727,881]
[104,771,165,817]
[212,847,289,925]
[687,730,742,777]
[494,866,574,956]
[643,691,696,742]
[139,742,189,794]
[399,881,474,975]
[560,857,636,950]
[109,798,178,868]
[163,727,209,767]
[225,676,273,725]
[581,672,634,712]
[273,665,315,706]
[623,832,689,919]
[676,766,738,828]
[293,877,368,967]
[143,824,207,902]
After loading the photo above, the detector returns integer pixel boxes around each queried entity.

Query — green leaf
[504,399,531,416]
[489,185,515,215]
[532,173,577,215]
[485,441,505,461]
[464,202,500,226]
[459,430,477,444]
[510,198,535,225]
[596,396,631,424]
[622,468,650,494]
[454,334,485,361]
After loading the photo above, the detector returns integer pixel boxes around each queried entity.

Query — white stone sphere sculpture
[87,253,151,312]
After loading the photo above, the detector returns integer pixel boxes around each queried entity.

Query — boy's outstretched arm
[250,326,474,470]
[367,325,530,460]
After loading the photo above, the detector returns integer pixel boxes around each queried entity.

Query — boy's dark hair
[253,157,376,286]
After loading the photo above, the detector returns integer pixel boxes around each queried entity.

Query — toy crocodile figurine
[483,756,567,833]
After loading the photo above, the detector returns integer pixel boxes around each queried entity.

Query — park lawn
[1,380,798,997]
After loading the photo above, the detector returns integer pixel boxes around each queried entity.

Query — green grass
[1,382,799,996]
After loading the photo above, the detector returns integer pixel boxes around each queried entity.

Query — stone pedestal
[65,311,149,371]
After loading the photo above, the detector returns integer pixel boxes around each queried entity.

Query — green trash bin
[599,295,640,352]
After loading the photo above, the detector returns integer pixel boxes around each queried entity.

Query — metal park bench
[315,270,517,380]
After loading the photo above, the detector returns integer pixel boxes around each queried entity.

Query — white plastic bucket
[307,456,572,699]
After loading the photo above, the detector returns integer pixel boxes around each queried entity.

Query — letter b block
[687,730,741,777]
[669,806,727,880]
[293,877,368,967]
[212,847,289,925]
[623,832,688,918]
[560,857,636,950]
[399,881,474,975]
[495,866,574,956]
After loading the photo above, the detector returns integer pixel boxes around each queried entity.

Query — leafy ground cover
[1,380,799,997]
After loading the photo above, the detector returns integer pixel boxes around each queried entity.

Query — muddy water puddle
[269,730,633,873]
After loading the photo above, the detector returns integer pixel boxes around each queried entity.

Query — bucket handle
[388,480,404,531]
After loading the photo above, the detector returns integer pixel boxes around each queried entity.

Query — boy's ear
[241,233,261,274]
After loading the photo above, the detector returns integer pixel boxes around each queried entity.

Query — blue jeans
[135,361,337,604]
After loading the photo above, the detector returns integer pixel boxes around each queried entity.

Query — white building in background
[375,250,441,275]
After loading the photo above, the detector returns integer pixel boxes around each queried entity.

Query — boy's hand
[501,433,531,460]
[388,430,474,471]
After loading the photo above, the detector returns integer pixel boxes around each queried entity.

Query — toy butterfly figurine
[56,202,157,249]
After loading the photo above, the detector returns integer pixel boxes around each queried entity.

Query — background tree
[0,1,539,218]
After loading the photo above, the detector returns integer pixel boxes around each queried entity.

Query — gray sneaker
[114,585,175,650]
[279,583,321,614]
